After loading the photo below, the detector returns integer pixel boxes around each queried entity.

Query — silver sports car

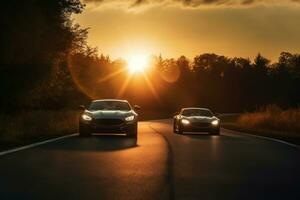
[79,99,139,138]
[173,107,220,135]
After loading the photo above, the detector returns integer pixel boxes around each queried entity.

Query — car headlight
[181,119,190,125]
[81,114,92,121]
[211,120,219,126]
[125,115,135,121]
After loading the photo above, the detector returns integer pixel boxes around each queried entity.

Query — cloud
[129,0,148,8]
[83,0,300,10]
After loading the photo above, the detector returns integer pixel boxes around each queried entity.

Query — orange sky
[74,0,300,61]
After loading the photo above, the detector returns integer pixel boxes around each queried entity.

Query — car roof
[92,99,128,103]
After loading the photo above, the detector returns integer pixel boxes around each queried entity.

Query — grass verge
[0,110,79,151]
[0,109,170,152]
[220,105,300,146]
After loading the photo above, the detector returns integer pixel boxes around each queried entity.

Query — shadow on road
[182,132,245,142]
[43,135,138,152]
[182,132,219,140]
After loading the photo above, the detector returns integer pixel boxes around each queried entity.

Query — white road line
[223,128,300,149]
[0,133,78,156]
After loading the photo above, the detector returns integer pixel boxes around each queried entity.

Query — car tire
[173,121,178,133]
[210,128,220,135]
[178,125,184,134]
[79,124,91,137]
[127,123,138,139]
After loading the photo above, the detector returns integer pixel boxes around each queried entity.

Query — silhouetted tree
[0,0,86,111]
[63,51,300,113]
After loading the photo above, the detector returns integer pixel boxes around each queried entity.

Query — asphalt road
[0,119,300,200]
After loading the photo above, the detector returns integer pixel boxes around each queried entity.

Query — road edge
[148,119,300,150]
[223,128,300,149]
[0,133,78,157]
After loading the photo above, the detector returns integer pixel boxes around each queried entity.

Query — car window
[181,109,213,117]
[89,101,131,111]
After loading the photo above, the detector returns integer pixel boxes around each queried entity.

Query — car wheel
[127,123,138,139]
[210,128,220,135]
[173,121,178,133]
[178,125,184,134]
[79,125,91,137]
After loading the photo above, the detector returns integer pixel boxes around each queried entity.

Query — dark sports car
[173,107,220,135]
[79,99,139,138]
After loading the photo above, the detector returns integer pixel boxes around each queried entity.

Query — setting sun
[127,54,149,74]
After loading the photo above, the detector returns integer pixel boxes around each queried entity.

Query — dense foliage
[70,52,300,112]
[0,0,299,113]
[0,0,87,111]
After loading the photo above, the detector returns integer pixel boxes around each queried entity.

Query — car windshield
[181,109,213,117]
[89,101,131,111]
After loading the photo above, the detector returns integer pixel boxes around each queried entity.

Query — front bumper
[182,122,219,132]
[182,127,218,132]
[80,119,136,134]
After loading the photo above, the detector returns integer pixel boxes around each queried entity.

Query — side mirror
[215,113,220,117]
[134,105,141,110]
[174,111,179,116]
[79,105,85,110]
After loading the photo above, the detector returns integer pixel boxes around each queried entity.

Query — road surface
[0,119,300,200]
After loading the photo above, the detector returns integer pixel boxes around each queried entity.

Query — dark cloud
[83,0,299,9]
[171,0,298,7]
[130,0,148,7]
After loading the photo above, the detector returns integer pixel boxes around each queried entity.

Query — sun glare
[127,54,149,74]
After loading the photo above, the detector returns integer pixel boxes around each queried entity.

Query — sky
[74,0,300,61]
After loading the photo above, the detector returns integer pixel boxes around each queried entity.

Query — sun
[127,54,149,74]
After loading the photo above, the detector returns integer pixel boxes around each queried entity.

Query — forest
[0,0,299,114]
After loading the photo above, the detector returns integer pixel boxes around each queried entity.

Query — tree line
[0,0,299,113]
[70,52,300,112]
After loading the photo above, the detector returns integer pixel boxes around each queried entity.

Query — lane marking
[223,128,300,149]
[0,134,78,157]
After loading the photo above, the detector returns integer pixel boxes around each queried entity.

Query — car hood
[184,116,218,123]
[85,110,135,119]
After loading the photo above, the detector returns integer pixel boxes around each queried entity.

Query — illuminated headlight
[125,115,135,121]
[211,120,219,126]
[177,115,182,119]
[181,119,190,125]
[81,114,92,121]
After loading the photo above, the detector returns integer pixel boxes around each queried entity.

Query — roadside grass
[3,106,299,152]
[0,109,171,151]
[220,105,300,145]
[0,110,79,151]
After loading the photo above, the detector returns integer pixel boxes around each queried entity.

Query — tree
[0,0,86,111]
[253,53,270,74]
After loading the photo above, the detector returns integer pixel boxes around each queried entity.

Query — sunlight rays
[142,72,161,103]
[116,71,161,103]
[98,68,126,83]
[89,54,160,102]
[117,74,132,98]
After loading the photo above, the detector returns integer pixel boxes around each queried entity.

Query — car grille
[191,122,210,127]
[94,119,124,126]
